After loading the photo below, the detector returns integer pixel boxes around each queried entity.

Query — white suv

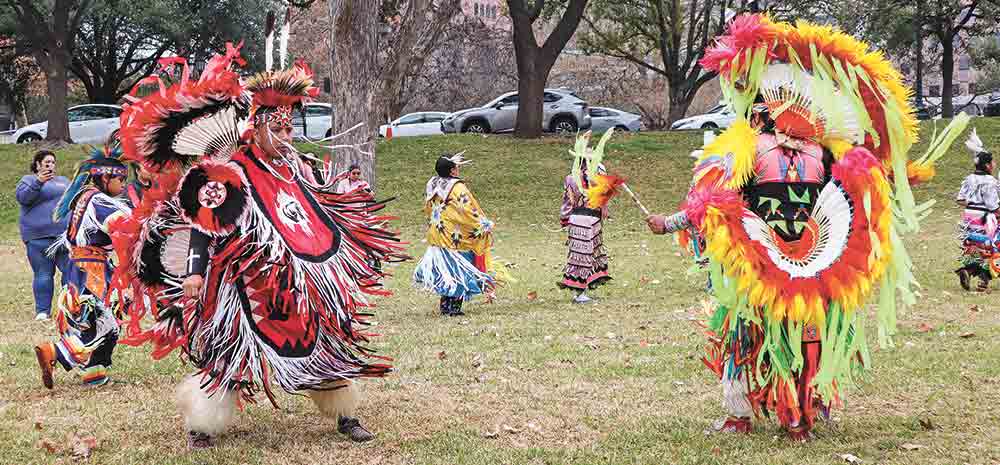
[292,103,334,141]
[14,104,122,144]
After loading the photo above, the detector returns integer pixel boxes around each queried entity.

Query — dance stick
[621,183,650,216]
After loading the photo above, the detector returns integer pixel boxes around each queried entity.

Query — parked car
[669,104,735,130]
[292,103,333,141]
[378,112,448,137]
[440,88,592,134]
[589,107,642,133]
[985,92,1000,117]
[13,104,122,144]
[913,101,940,120]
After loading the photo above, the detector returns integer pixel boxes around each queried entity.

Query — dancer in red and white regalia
[111,18,406,448]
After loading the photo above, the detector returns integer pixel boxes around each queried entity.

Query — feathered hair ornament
[445,151,472,166]
[966,128,990,157]
[118,42,249,173]
[570,129,614,191]
[567,129,631,210]
[248,9,318,129]
[54,144,128,222]
[435,151,471,177]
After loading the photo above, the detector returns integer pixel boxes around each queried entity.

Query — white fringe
[190,192,382,394]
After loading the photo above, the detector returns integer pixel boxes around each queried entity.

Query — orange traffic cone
[386,125,393,140]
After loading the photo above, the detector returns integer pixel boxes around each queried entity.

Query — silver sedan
[588,107,643,133]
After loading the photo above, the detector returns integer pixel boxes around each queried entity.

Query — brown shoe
[338,416,375,442]
[34,343,55,389]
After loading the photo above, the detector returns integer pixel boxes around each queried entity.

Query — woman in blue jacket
[16,150,70,320]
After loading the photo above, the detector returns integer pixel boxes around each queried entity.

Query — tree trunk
[509,4,543,139]
[95,80,119,104]
[329,0,379,188]
[41,51,72,143]
[16,100,28,128]
[507,0,589,139]
[513,46,546,138]
[914,39,924,106]
[914,0,924,106]
[941,34,954,118]
[667,84,694,126]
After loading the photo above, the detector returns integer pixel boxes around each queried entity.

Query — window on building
[969,82,977,95]
[959,55,971,71]
[929,85,940,97]
[474,3,480,16]
[953,84,962,96]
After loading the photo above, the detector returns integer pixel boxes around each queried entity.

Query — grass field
[0,121,998,465]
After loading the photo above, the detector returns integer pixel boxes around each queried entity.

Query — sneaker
[34,313,49,321]
[187,431,215,449]
[337,416,375,442]
[33,343,56,389]
[572,293,593,304]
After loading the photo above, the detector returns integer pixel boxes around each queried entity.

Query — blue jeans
[25,237,69,316]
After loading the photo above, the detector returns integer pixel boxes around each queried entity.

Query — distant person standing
[955,128,1000,291]
[334,164,371,194]
[16,150,70,320]
[124,162,154,208]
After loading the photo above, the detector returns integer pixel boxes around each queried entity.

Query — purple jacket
[16,174,69,241]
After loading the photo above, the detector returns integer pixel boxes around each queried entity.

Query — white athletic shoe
[34,313,49,321]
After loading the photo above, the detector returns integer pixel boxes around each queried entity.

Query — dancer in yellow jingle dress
[413,153,496,316]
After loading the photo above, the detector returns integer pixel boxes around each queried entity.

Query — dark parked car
[985,94,1000,117]
[913,102,939,120]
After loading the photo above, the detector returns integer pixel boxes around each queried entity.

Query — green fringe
[915,113,970,167]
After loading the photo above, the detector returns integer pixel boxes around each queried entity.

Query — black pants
[439,296,464,315]
[959,263,992,283]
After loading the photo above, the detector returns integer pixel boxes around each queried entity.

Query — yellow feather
[697,120,758,190]
[820,137,853,160]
